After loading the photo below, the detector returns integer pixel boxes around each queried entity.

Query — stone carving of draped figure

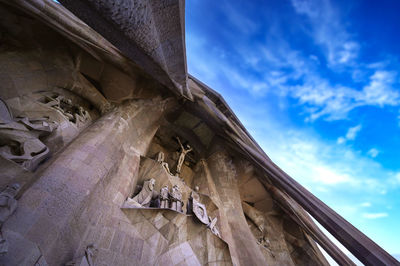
[125,179,157,207]
[190,187,221,237]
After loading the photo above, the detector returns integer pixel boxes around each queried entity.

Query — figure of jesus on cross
[175,136,192,175]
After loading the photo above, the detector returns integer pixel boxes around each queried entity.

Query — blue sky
[186,0,400,262]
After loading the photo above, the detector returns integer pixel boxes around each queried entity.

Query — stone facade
[0,0,398,266]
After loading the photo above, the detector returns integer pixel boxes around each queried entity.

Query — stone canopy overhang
[2,0,397,265]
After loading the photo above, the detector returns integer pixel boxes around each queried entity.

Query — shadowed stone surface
[0,1,397,266]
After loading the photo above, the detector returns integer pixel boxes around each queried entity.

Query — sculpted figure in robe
[125,179,157,207]
[160,185,169,208]
[175,137,192,174]
[170,185,183,212]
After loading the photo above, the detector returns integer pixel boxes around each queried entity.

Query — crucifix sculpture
[175,136,192,175]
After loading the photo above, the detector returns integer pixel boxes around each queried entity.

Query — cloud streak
[362,213,388,219]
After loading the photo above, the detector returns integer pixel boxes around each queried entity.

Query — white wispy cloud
[291,0,359,66]
[367,148,379,158]
[361,70,399,106]
[291,70,399,121]
[346,125,362,140]
[187,31,397,193]
[337,125,362,144]
[362,213,388,219]
[360,202,371,207]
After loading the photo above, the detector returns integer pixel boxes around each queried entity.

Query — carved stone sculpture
[170,185,183,212]
[191,189,209,224]
[190,188,221,237]
[0,99,57,171]
[43,94,90,125]
[208,216,221,238]
[156,151,165,163]
[156,151,173,176]
[160,185,169,208]
[125,179,156,207]
[44,95,75,122]
[66,244,97,266]
[75,106,91,124]
[175,137,192,174]
[0,183,21,254]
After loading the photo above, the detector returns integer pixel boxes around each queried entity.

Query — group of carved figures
[125,179,184,213]
[42,94,91,125]
[156,136,192,177]
[0,94,91,171]
[159,184,183,212]
[125,179,221,238]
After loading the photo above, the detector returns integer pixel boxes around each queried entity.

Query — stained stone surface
[0,1,396,266]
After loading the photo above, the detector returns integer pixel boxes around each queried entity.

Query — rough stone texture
[1,97,175,265]
[0,1,398,266]
[204,146,270,265]
[58,0,192,99]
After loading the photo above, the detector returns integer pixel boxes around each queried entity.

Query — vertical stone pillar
[204,140,266,266]
[1,97,176,265]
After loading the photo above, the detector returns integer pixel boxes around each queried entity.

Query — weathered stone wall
[2,97,175,265]
[58,0,191,99]
[204,146,267,266]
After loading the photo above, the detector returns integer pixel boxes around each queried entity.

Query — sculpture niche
[125,179,158,208]
[124,179,185,213]
[0,183,20,254]
[0,98,57,171]
[189,187,221,237]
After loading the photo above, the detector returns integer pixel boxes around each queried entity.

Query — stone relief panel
[0,88,99,189]
[123,133,223,240]
[0,8,109,191]
[0,98,57,172]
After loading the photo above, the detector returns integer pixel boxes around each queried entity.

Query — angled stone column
[1,97,176,265]
[204,142,266,266]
